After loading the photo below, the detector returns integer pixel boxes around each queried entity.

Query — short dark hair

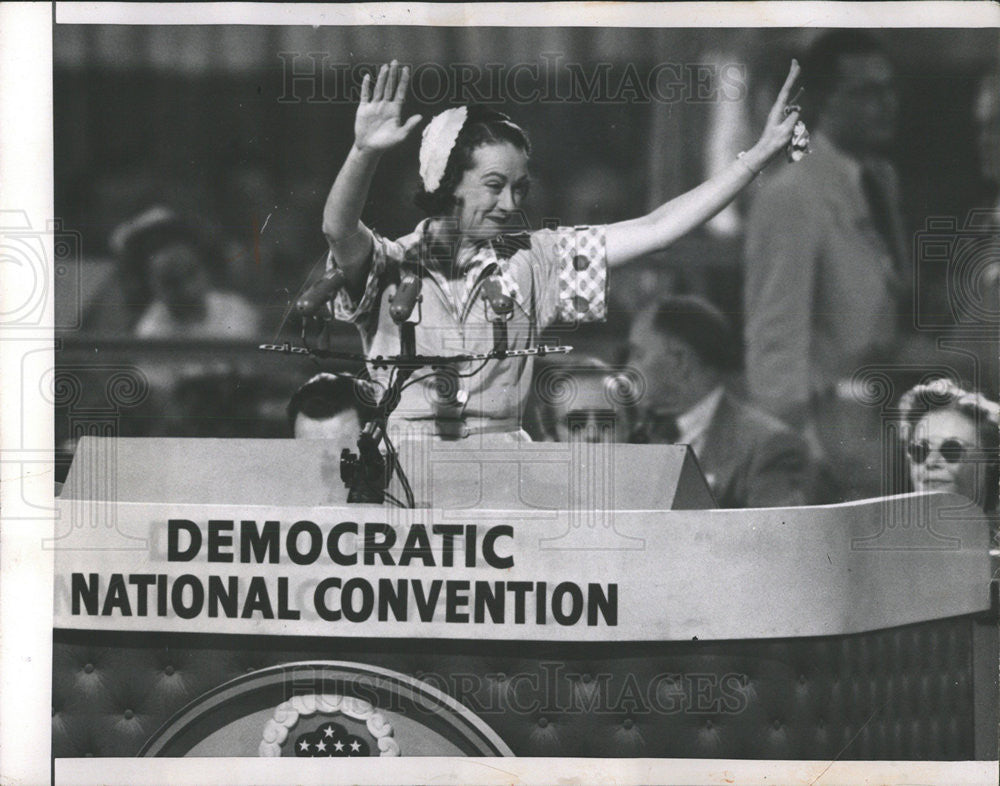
[898,378,1000,513]
[414,105,532,216]
[801,30,889,114]
[529,356,625,441]
[287,373,363,428]
[647,295,740,373]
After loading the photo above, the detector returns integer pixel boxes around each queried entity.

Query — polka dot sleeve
[531,225,608,326]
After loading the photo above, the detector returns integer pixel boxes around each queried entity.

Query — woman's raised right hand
[354,60,423,153]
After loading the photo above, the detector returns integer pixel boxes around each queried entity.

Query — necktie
[861,163,912,331]
[629,412,680,444]
[860,164,903,272]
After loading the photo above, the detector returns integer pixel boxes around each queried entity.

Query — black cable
[387,357,493,509]
[399,357,492,395]
[457,357,493,378]
[383,490,406,508]
[395,455,415,509]
[383,428,415,508]
[395,457,414,509]
[388,453,413,509]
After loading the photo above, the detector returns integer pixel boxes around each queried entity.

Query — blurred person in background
[968,69,1000,402]
[899,379,999,517]
[288,372,365,449]
[743,31,907,451]
[112,206,261,340]
[974,69,1000,218]
[215,149,321,306]
[626,295,813,509]
[558,162,635,226]
[216,151,282,301]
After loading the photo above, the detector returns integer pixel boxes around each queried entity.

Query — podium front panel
[52,436,998,762]
[61,437,716,510]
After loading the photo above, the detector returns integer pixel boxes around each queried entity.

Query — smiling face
[907,408,981,504]
[450,142,530,243]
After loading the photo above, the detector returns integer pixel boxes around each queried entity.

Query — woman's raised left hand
[742,59,803,172]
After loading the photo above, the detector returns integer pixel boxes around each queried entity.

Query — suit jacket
[693,392,813,509]
[743,133,908,422]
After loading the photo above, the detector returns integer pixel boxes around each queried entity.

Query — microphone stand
[274,269,570,505]
[482,276,514,358]
[340,276,423,504]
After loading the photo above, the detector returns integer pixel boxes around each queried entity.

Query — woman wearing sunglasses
[898,380,999,517]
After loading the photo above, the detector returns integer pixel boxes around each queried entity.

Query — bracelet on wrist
[736,151,761,178]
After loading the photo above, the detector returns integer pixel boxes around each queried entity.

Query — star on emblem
[334,740,344,751]
[298,740,310,752]
[315,740,327,752]
[350,740,361,752]
[323,726,334,738]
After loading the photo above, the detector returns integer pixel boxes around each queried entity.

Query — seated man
[288,373,364,450]
[626,295,813,508]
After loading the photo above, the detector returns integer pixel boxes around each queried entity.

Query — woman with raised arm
[321,59,806,441]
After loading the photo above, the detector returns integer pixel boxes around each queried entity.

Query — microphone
[389,274,422,358]
[389,274,422,324]
[481,276,512,357]
[481,277,514,320]
[296,268,347,318]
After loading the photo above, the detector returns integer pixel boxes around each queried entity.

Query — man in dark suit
[627,295,813,509]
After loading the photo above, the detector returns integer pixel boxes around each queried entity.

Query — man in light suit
[743,31,906,441]
[627,296,813,509]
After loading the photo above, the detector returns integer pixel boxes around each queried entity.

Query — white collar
[676,385,725,450]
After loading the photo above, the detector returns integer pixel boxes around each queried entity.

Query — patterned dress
[329,219,607,439]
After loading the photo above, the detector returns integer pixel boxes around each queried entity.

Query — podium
[52,437,998,761]
[59,436,717,510]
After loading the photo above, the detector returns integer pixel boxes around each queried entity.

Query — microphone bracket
[481,276,514,357]
[260,341,573,504]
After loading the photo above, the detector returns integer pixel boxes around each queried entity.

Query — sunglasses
[566,409,618,429]
[906,438,975,465]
